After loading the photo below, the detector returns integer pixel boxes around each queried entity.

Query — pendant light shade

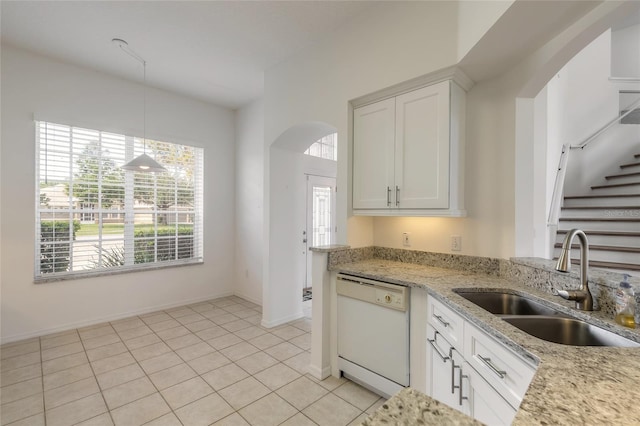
[114,38,166,173]
[121,153,166,173]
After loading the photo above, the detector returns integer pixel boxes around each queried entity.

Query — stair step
[592,181,640,189]
[606,171,640,180]
[553,243,640,253]
[550,258,640,272]
[556,230,640,237]
[553,247,640,265]
[602,172,640,185]
[620,162,640,169]
[635,153,640,159]
[558,217,640,232]
[563,194,640,207]
[589,182,640,194]
[560,206,640,218]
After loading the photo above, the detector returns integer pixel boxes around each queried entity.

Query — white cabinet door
[463,362,517,426]
[352,98,395,209]
[395,81,450,209]
[426,324,458,410]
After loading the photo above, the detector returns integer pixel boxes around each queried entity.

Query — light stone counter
[335,258,640,425]
[362,388,482,426]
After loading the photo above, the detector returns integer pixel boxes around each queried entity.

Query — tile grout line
[75,323,117,426]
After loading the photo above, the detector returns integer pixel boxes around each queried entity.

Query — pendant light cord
[113,38,148,153]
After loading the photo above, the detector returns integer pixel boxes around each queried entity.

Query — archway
[514,1,640,259]
[262,122,337,328]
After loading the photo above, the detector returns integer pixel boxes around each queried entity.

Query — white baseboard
[261,311,304,329]
[308,364,331,380]
[0,291,234,345]
[233,292,262,306]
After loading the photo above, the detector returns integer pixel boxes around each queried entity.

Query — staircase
[555,153,640,272]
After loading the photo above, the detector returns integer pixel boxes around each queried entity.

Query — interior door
[303,175,336,299]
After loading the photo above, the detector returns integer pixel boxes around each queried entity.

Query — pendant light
[114,38,166,173]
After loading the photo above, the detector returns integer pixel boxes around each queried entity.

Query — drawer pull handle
[427,331,449,362]
[478,355,507,379]
[434,315,450,327]
[450,347,459,394]
[458,367,468,406]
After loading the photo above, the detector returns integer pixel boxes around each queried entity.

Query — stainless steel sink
[455,291,568,317]
[502,316,640,347]
[454,289,640,347]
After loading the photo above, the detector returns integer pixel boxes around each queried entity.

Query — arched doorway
[262,122,338,328]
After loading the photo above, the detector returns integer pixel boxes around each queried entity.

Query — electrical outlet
[403,232,411,247]
[451,235,462,252]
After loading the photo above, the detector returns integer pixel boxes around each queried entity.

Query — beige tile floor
[0,296,384,426]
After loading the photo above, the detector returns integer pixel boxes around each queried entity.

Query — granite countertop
[362,388,482,426]
[335,259,640,425]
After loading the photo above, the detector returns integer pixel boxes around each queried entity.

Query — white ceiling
[1,1,377,109]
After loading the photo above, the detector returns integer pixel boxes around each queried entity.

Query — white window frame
[35,121,204,282]
[304,133,338,161]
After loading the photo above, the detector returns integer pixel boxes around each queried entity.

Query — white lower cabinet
[425,296,536,425]
[463,361,517,425]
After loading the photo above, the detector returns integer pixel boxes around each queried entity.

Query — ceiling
[1,1,377,109]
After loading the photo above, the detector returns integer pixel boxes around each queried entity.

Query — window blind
[35,121,204,280]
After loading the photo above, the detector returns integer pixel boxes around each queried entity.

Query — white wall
[611,23,640,78]
[456,0,514,60]
[234,99,264,305]
[0,45,236,343]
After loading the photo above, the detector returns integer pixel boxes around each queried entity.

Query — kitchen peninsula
[311,246,640,425]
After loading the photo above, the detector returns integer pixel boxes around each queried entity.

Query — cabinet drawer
[427,297,464,349]
[464,323,536,409]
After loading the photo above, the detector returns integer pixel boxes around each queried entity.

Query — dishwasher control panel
[375,289,405,309]
[336,273,409,312]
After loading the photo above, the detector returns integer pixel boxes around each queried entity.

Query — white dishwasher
[336,273,410,398]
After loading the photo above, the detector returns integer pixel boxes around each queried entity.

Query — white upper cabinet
[352,98,396,209]
[352,78,466,216]
[395,82,450,209]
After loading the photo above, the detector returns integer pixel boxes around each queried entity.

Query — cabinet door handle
[451,357,457,394]
[434,314,450,327]
[450,347,458,394]
[458,368,468,406]
[477,355,507,379]
[395,186,400,206]
[427,331,449,362]
[387,186,391,206]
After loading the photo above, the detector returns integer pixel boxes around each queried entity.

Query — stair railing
[547,95,640,226]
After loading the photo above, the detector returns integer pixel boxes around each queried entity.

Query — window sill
[34,259,204,284]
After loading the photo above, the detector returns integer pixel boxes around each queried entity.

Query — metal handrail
[548,144,569,225]
[571,96,640,150]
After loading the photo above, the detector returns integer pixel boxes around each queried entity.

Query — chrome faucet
[555,229,594,311]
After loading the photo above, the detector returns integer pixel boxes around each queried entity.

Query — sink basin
[454,289,640,347]
[455,291,568,317]
[503,316,640,347]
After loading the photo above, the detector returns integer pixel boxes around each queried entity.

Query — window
[304,133,337,161]
[36,121,203,280]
